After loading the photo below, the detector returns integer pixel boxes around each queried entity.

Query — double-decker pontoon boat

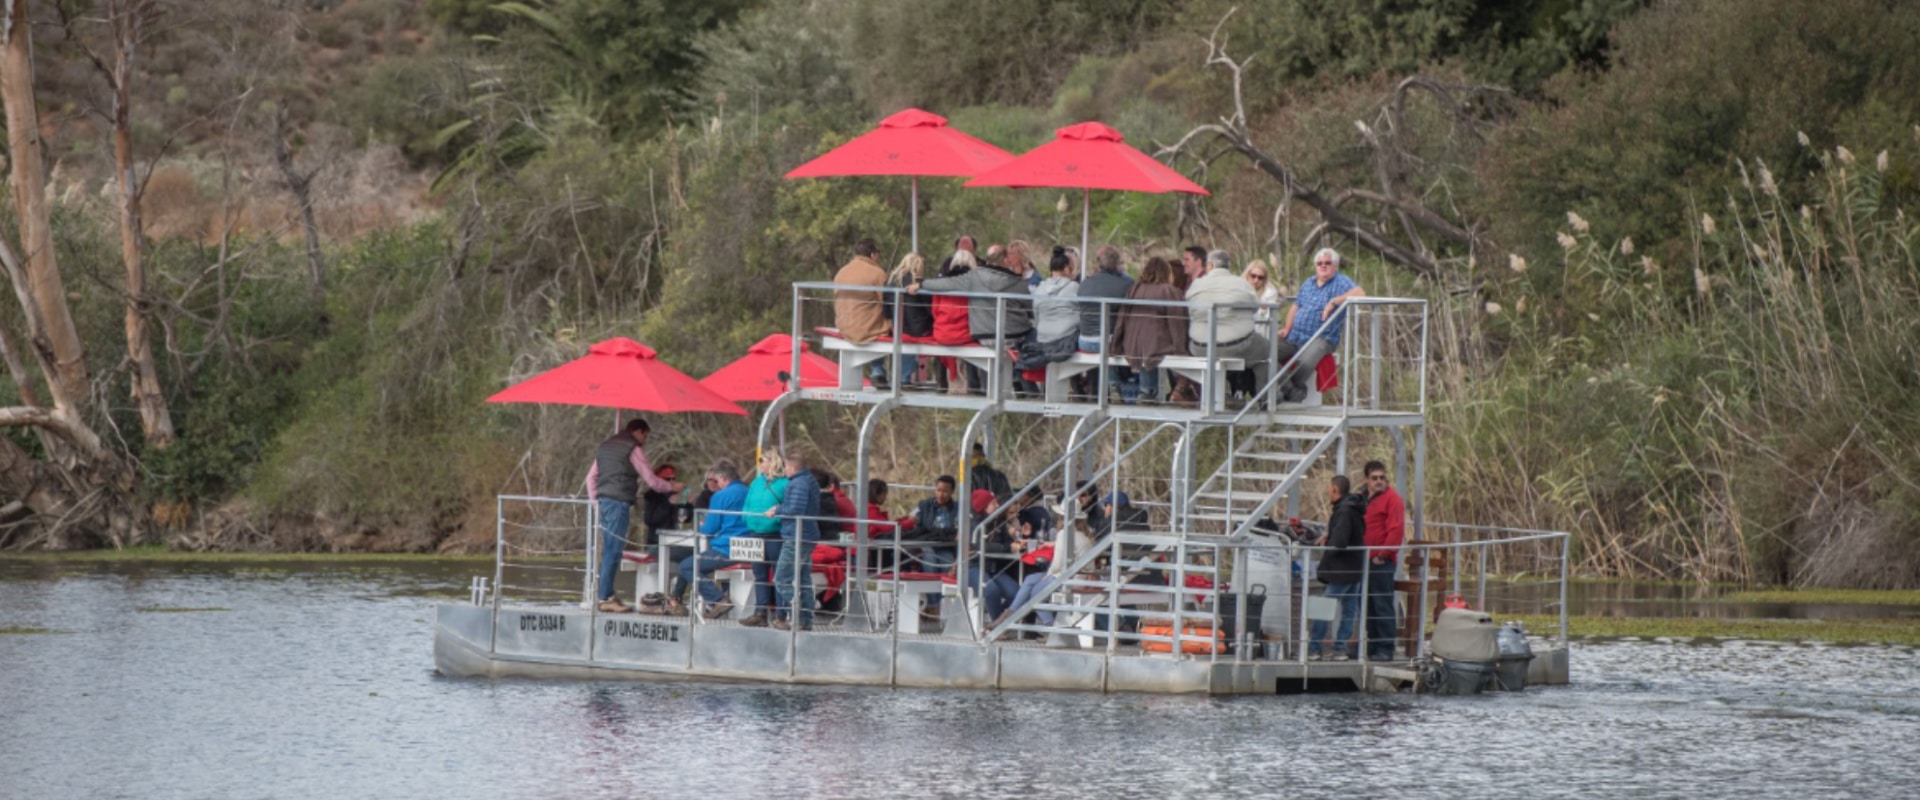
[434,284,1572,693]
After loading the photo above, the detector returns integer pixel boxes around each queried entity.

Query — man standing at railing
[586,418,683,614]
[1361,460,1406,662]
[766,449,822,631]
[1276,248,1365,403]
[1310,475,1368,660]
[1186,249,1270,396]
[834,237,894,390]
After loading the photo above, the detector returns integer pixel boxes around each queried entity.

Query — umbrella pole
[910,176,920,254]
[1080,188,1091,280]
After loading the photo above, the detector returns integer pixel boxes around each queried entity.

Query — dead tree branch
[1158,10,1509,280]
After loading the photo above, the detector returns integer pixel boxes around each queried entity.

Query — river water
[3,559,1917,799]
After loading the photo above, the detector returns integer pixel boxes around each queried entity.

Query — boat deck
[435,603,1570,694]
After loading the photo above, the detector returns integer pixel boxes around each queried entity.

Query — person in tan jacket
[834,237,894,388]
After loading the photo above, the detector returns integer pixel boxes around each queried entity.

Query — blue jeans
[1118,367,1159,403]
[867,355,907,384]
[1008,572,1059,625]
[965,566,1019,620]
[917,547,956,609]
[1364,560,1399,660]
[595,499,632,601]
[750,538,783,613]
[679,551,735,604]
[1308,581,1361,656]
[773,540,816,626]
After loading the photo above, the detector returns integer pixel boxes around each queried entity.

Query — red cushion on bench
[1316,354,1338,392]
[871,571,950,582]
[621,551,656,564]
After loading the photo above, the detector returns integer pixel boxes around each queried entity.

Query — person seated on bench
[908,246,1033,393]
[1109,256,1186,404]
[904,475,962,567]
[930,250,977,392]
[1276,247,1365,402]
[862,478,902,570]
[1076,246,1134,399]
[995,505,1097,634]
[1013,246,1081,375]
[1011,487,1055,543]
[1186,248,1269,399]
[678,459,748,619]
[901,475,961,613]
[885,253,934,387]
[834,237,894,389]
[738,450,789,628]
[813,468,858,538]
[963,489,1021,623]
[640,462,687,548]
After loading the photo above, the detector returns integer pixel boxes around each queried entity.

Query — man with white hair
[1276,247,1365,402]
[1185,248,1270,395]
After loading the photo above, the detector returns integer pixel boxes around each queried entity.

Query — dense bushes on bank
[8,1,1917,587]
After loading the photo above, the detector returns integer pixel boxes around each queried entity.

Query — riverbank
[0,546,493,564]
[1514,614,1920,647]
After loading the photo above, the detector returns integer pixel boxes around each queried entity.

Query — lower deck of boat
[435,604,1570,695]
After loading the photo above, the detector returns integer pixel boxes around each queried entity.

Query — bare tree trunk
[0,0,145,549]
[104,0,174,447]
[2,0,89,410]
[273,107,327,319]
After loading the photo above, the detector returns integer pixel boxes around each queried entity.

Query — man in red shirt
[1362,460,1406,661]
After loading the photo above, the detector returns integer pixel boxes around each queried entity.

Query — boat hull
[434,604,1572,693]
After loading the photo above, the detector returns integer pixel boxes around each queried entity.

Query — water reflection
[1,560,1918,799]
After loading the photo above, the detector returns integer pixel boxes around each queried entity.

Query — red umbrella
[487,337,748,416]
[698,334,840,402]
[965,122,1210,275]
[784,108,1015,253]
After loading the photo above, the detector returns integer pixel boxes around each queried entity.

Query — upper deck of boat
[770,282,1433,434]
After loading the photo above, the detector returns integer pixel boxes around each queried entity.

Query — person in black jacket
[1309,475,1368,660]
[885,253,934,386]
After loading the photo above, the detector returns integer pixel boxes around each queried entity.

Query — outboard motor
[1493,622,1535,691]
[1425,607,1499,695]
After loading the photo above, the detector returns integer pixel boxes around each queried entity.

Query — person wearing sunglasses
[1360,461,1405,662]
[1242,260,1280,341]
[1275,248,1365,403]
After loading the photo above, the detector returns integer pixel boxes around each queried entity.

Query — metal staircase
[982,418,1346,647]
[1183,418,1346,538]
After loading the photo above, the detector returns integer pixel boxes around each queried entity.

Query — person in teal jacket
[738,450,789,627]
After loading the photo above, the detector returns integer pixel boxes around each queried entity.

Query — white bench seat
[817,331,1013,394]
[707,564,829,621]
[1041,352,1246,410]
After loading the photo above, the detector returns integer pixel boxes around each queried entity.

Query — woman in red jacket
[930,250,977,392]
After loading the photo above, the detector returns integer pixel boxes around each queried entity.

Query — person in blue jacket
[764,449,822,630]
[677,459,749,619]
